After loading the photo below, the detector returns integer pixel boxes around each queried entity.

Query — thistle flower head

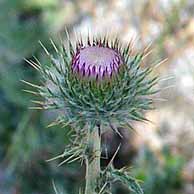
[72,44,122,79]
[25,35,158,132]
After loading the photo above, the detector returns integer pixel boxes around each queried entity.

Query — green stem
[85,126,101,194]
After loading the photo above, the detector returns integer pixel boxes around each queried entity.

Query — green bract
[24,36,157,132]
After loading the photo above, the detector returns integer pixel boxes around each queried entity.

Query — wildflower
[24,34,158,194]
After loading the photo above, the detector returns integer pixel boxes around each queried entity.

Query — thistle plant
[23,33,158,194]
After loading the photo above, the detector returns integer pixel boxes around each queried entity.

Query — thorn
[22,89,40,96]
[47,119,63,128]
[73,28,78,43]
[58,154,76,166]
[50,38,59,53]
[158,75,175,82]
[39,40,50,55]
[32,56,42,68]
[154,98,167,102]
[65,27,70,40]
[102,36,106,46]
[98,182,108,194]
[24,58,41,71]
[105,143,121,171]
[109,123,123,138]
[124,122,139,136]
[67,156,82,163]
[99,37,102,46]
[31,100,45,105]
[61,120,72,128]
[143,41,153,55]
[153,58,168,69]
[87,34,91,46]
[46,152,65,162]
[77,30,83,46]
[130,35,140,52]
[113,37,119,49]
[52,180,58,194]
[159,84,176,90]
[21,80,42,89]
[29,107,43,110]
[142,49,153,60]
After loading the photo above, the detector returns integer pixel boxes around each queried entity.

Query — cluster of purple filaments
[72,45,122,79]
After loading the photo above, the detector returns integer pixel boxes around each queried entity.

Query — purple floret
[72,45,122,79]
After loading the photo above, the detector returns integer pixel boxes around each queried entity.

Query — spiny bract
[24,35,158,131]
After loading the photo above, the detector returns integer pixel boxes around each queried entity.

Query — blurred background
[0,0,194,194]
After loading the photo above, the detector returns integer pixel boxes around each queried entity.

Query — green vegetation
[0,0,192,194]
